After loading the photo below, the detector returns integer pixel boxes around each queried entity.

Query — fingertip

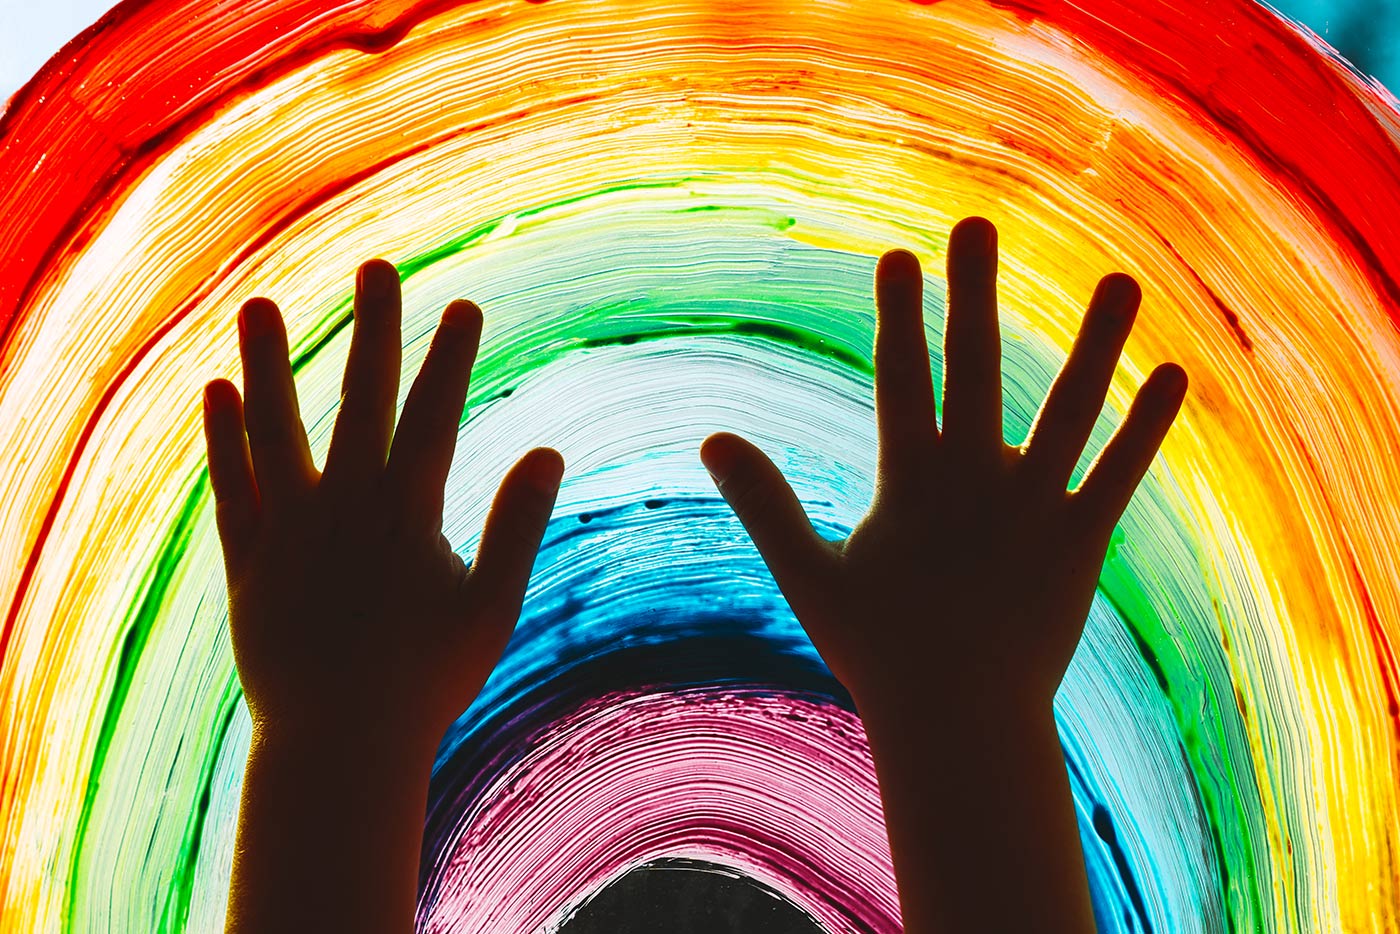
[700,431,748,483]
[1152,362,1189,400]
[949,216,997,258]
[238,298,280,340]
[203,378,238,411]
[1099,272,1142,314]
[357,258,399,289]
[524,446,565,494]
[443,299,483,331]
[701,430,742,451]
[877,248,922,280]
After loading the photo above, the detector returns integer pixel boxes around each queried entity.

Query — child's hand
[703,216,1184,932]
[700,216,1186,712]
[203,259,563,746]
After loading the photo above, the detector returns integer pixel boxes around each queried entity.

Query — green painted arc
[65,472,209,932]
[157,670,243,934]
[1098,549,1263,929]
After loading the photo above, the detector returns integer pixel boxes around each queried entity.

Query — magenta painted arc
[417,688,899,933]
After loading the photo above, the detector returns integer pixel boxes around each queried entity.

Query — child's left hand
[203,258,563,747]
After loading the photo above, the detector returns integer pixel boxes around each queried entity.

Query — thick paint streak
[1,1,1398,932]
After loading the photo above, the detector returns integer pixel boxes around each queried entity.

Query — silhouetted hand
[203,259,563,744]
[700,217,1185,711]
[701,216,1185,934]
[207,260,563,934]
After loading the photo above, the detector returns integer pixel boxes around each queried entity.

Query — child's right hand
[700,216,1186,714]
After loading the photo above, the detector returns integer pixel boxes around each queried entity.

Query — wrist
[250,714,442,773]
[851,680,1057,739]
[849,677,1092,934]
[230,713,439,934]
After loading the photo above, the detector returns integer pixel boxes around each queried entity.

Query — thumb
[467,447,564,624]
[700,432,835,605]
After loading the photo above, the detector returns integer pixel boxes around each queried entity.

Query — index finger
[874,249,938,478]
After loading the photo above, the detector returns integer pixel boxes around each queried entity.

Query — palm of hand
[833,450,1110,709]
[204,260,562,741]
[702,218,1186,710]
[225,493,482,734]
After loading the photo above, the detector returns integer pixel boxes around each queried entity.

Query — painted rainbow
[1,0,1398,931]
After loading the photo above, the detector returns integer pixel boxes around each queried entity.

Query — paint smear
[1,0,1398,931]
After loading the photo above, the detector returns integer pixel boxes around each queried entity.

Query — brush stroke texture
[0,1,1398,932]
